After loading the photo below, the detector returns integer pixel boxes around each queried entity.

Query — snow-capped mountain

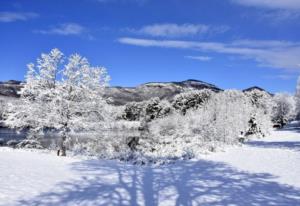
[0,80,22,98]
[0,79,222,105]
[103,79,222,105]
[0,79,269,105]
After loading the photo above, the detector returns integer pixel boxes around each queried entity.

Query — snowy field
[1,128,300,206]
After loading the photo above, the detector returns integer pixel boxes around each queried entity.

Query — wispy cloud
[231,39,300,48]
[0,11,38,23]
[233,0,300,22]
[264,74,298,80]
[185,56,212,61]
[260,10,300,22]
[118,37,300,71]
[125,23,229,38]
[35,23,86,36]
[127,23,209,37]
[231,0,300,10]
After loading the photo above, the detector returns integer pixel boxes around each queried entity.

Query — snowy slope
[1,128,300,206]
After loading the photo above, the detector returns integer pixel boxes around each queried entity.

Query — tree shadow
[15,159,300,206]
[246,123,300,151]
[276,122,300,133]
[277,127,300,133]
[247,141,300,152]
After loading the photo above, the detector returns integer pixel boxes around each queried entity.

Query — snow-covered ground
[1,128,300,206]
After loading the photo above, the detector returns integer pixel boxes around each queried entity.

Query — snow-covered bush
[272,93,296,128]
[6,140,20,148]
[144,98,172,121]
[122,97,172,121]
[193,90,252,144]
[122,102,145,121]
[0,99,7,121]
[0,138,4,146]
[172,89,214,115]
[244,89,273,137]
[294,76,300,120]
[16,139,44,149]
[137,90,253,160]
[5,48,110,156]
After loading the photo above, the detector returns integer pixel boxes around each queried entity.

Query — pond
[0,127,142,148]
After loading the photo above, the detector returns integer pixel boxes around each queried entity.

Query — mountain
[0,80,22,98]
[243,86,273,96]
[103,79,222,105]
[0,79,270,105]
[243,86,266,93]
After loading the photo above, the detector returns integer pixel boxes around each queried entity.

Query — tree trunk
[58,130,67,156]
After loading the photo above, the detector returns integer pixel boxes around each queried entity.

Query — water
[0,128,26,141]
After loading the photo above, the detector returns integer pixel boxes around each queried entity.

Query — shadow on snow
[246,125,300,151]
[246,141,300,152]
[16,159,300,206]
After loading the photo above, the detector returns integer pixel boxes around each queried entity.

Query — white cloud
[260,10,300,22]
[129,23,210,37]
[36,23,86,36]
[232,0,300,10]
[231,39,300,48]
[0,12,38,23]
[264,74,298,80]
[185,56,212,61]
[118,37,300,71]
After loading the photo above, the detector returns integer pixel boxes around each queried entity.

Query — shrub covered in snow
[295,76,300,120]
[144,98,172,121]
[136,90,254,160]
[6,140,20,148]
[172,89,214,115]
[122,97,172,121]
[0,138,4,146]
[122,102,145,121]
[244,89,273,137]
[0,99,7,121]
[16,139,44,149]
[272,93,296,128]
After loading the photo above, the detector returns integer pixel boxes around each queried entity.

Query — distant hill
[243,86,273,96]
[103,79,222,105]
[0,79,270,105]
[243,86,266,93]
[0,80,22,98]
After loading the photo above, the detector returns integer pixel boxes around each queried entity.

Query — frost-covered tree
[0,99,6,121]
[272,93,295,128]
[5,49,110,156]
[144,98,172,121]
[122,97,172,121]
[244,89,273,136]
[172,89,213,115]
[5,49,64,130]
[194,90,253,144]
[144,90,253,160]
[295,76,300,120]
[122,102,145,121]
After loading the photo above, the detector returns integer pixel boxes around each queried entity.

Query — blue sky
[0,0,300,93]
